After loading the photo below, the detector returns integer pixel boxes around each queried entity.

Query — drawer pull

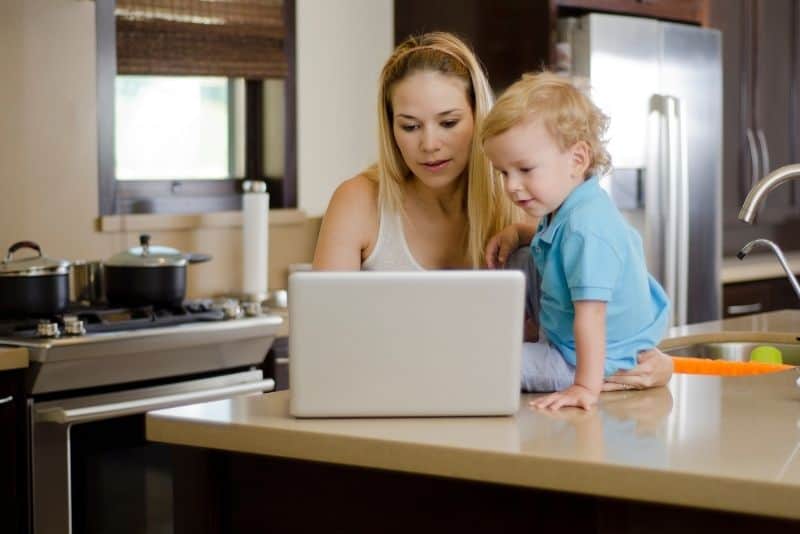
[726,303,763,315]
[0,396,12,405]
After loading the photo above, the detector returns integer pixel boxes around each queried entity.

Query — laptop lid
[288,270,524,417]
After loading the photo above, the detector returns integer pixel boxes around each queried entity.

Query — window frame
[96,0,296,216]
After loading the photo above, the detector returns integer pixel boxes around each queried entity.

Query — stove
[10,299,284,534]
[1,299,283,395]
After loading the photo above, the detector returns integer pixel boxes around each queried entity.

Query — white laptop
[288,270,524,417]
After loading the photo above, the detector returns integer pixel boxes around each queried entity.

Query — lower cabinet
[0,369,27,534]
[723,277,800,318]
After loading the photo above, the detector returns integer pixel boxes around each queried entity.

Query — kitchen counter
[147,310,800,526]
[0,346,28,371]
[723,251,800,284]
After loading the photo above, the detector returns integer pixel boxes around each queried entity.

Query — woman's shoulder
[334,172,379,203]
[323,172,380,234]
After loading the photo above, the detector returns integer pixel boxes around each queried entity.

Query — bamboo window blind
[115,0,287,79]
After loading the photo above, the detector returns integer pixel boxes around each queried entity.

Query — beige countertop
[723,251,800,284]
[0,346,28,371]
[147,311,800,521]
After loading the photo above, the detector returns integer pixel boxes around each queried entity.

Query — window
[96,0,296,215]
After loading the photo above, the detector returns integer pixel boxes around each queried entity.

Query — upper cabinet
[557,0,708,24]
[709,0,800,254]
[395,0,708,93]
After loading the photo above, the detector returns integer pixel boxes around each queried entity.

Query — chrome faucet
[738,163,800,223]
[737,239,800,300]
[737,163,800,300]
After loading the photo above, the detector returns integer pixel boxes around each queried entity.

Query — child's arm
[484,221,539,268]
[530,301,606,410]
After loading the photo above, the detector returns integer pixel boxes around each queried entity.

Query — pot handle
[5,241,42,262]
[186,253,212,264]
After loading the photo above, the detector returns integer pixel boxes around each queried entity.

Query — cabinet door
[709,0,747,232]
[394,0,553,92]
[754,0,797,222]
[0,370,23,534]
[557,0,707,24]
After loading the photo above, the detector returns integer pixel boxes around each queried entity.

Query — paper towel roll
[242,180,269,301]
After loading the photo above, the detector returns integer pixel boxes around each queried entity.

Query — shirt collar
[536,176,601,244]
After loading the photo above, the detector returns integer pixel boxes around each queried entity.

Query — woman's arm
[530,301,606,410]
[312,175,378,271]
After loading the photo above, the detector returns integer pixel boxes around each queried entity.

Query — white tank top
[362,204,424,271]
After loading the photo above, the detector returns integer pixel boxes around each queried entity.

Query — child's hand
[529,384,598,411]
[484,225,521,268]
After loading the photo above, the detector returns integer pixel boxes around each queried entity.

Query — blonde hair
[480,71,611,177]
[370,32,519,268]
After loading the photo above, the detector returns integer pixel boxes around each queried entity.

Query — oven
[1,301,282,534]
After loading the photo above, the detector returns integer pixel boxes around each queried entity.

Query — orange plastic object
[672,356,793,376]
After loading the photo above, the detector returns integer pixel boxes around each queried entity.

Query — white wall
[0,0,324,294]
[296,0,394,216]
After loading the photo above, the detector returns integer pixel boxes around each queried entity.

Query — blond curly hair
[480,71,611,178]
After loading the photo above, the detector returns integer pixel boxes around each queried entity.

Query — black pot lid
[0,241,70,277]
[105,234,188,268]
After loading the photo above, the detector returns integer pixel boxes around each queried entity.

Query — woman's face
[390,70,474,190]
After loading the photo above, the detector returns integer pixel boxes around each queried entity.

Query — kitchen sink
[668,341,800,366]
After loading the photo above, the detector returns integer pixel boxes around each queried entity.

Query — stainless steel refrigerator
[561,13,722,326]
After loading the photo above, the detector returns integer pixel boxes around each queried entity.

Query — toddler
[481,72,669,410]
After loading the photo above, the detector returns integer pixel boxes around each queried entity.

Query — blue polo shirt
[530,176,669,375]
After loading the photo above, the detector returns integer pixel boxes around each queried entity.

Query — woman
[313,32,671,391]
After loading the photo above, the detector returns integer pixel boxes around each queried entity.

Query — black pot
[0,241,71,318]
[104,234,211,307]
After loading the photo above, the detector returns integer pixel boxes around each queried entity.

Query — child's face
[485,118,586,218]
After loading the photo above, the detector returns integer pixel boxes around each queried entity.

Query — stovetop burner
[0,300,225,339]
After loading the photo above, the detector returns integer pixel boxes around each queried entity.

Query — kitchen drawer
[723,277,800,317]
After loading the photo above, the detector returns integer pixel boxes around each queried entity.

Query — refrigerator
[561,14,722,326]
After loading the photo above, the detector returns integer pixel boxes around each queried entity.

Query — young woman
[312,32,672,391]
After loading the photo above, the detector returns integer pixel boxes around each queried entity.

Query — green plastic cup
[749,345,783,365]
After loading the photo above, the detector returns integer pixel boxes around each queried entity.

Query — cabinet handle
[0,396,12,405]
[745,128,761,186]
[756,129,770,178]
[726,302,763,315]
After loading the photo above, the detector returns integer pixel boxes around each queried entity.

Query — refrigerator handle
[657,94,678,326]
[745,128,761,186]
[672,96,690,327]
[756,128,770,178]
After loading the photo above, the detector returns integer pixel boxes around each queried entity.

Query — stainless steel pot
[69,260,105,305]
[0,241,71,317]
[104,234,211,307]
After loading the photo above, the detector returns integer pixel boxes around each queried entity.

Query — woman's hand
[484,225,521,268]
[602,348,674,391]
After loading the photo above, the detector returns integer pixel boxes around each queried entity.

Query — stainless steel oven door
[31,370,274,534]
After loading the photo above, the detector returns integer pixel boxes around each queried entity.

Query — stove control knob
[222,300,242,320]
[63,317,86,336]
[242,301,263,317]
[37,320,61,338]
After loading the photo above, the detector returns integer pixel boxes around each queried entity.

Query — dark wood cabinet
[0,368,27,534]
[723,277,800,318]
[558,0,708,24]
[709,0,800,255]
[394,0,553,92]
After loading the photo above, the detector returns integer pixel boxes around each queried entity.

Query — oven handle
[36,378,275,424]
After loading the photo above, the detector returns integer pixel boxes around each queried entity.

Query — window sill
[97,208,307,233]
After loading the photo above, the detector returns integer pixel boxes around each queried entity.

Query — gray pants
[505,248,575,392]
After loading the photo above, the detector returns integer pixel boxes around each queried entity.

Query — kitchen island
[147,311,800,533]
